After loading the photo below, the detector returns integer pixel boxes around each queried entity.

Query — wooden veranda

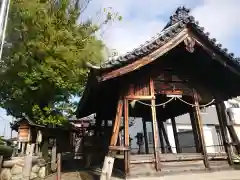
[76,6,240,178]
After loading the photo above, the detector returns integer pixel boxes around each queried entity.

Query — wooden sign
[100,156,115,180]
[167,94,182,98]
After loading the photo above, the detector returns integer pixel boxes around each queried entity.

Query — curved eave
[76,70,98,118]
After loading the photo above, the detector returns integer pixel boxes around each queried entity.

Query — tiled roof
[98,6,240,70]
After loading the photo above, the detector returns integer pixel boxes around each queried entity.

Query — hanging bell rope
[131,97,215,108]
[177,97,215,107]
[135,97,175,107]
[176,97,215,107]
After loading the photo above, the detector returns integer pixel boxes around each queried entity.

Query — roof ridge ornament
[170,6,191,25]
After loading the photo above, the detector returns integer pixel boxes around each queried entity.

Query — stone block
[31,164,40,173]
[11,165,23,175]
[0,168,11,180]
[38,167,46,178]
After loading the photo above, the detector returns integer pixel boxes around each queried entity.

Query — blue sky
[82,0,240,56]
[1,0,240,138]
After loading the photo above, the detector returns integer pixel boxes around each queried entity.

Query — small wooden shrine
[11,118,77,157]
[76,7,240,177]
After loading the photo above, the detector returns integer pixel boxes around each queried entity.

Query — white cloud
[192,0,240,45]
[83,0,240,55]
[103,20,166,55]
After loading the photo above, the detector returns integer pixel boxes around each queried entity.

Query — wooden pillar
[118,134,122,146]
[193,90,209,168]
[101,97,123,180]
[150,79,160,171]
[158,122,165,153]
[159,122,172,153]
[222,103,240,153]
[215,101,234,165]
[227,125,240,153]
[124,99,130,174]
[142,118,149,154]
[57,153,61,180]
[109,98,123,147]
[189,111,201,153]
[171,117,181,153]
[51,140,57,171]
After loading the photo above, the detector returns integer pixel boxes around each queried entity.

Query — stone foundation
[0,157,47,180]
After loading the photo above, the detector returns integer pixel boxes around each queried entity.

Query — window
[148,132,153,144]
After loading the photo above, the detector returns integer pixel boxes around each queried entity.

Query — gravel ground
[38,172,83,180]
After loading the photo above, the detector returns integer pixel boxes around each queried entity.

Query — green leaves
[32,104,68,125]
[103,7,123,24]
[0,0,117,125]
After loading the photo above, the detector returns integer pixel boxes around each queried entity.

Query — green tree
[0,0,121,125]
[0,136,4,145]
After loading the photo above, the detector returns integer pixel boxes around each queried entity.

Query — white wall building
[129,99,240,154]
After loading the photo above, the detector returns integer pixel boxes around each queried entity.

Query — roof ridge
[96,6,240,70]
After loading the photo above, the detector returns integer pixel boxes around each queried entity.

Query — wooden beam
[159,153,203,162]
[193,90,209,168]
[109,146,129,151]
[142,118,149,154]
[150,78,160,171]
[215,102,234,165]
[171,117,181,153]
[124,99,130,174]
[100,30,188,82]
[189,111,201,153]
